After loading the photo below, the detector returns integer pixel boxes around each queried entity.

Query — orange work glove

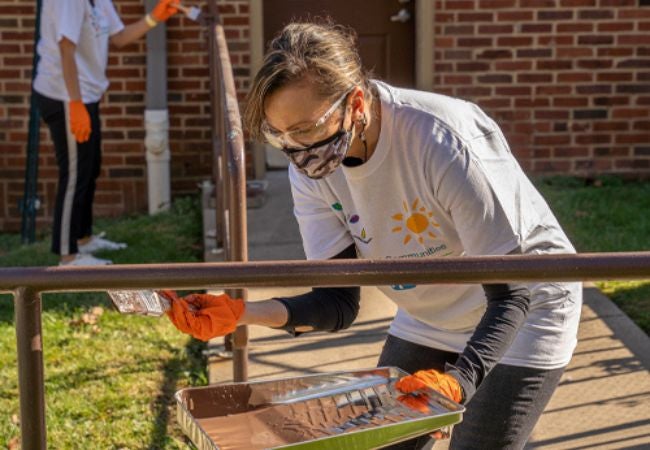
[151,0,178,22]
[68,100,91,143]
[395,369,463,404]
[161,290,245,341]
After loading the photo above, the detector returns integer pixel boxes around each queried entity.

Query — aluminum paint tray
[175,367,464,450]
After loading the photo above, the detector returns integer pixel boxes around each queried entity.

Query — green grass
[537,176,650,334]
[0,197,206,449]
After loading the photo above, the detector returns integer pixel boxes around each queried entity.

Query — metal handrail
[207,3,249,381]
[4,252,650,449]
[2,252,650,293]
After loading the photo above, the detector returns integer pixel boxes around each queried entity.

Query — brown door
[262,0,415,88]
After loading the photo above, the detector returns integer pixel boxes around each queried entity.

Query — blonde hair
[244,20,372,141]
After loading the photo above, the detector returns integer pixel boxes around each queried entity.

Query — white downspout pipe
[144,0,170,214]
[145,110,170,213]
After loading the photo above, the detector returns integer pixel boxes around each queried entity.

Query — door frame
[249,0,434,91]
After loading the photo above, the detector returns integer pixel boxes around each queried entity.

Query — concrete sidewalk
[209,169,650,449]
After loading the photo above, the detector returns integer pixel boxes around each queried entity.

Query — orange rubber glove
[151,0,178,22]
[68,100,91,143]
[161,290,245,341]
[395,369,463,404]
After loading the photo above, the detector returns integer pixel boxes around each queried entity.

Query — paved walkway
[208,169,650,449]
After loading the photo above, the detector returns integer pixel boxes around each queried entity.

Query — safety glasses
[261,88,353,150]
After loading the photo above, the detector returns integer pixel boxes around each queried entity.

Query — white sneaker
[59,254,113,266]
[78,231,127,254]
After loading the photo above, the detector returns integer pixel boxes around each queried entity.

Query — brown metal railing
[206,0,249,382]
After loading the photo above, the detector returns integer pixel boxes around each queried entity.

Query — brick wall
[432,0,650,175]
[1,0,650,232]
[0,0,250,232]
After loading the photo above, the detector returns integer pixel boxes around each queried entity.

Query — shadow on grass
[147,339,207,449]
[0,291,114,325]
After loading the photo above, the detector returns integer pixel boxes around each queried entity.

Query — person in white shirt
[33,0,178,266]
[163,21,583,450]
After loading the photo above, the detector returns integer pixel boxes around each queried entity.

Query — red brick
[553,97,589,107]
[599,0,635,5]
[578,35,614,46]
[553,147,591,157]
[458,12,495,22]
[444,24,474,34]
[498,36,533,47]
[597,73,633,82]
[577,59,613,69]
[537,60,573,70]
[537,10,573,21]
[557,23,593,33]
[599,48,634,58]
[520,24,552,34]
[495,61,533,70]
[456,62,490,72]
[615,134,650,144]
[619,10,650,19]
[517,73,553,83]
[632,121,650,131]
[619,35,650,45]
[612,108,650,119]
[478,24,514,34]
[443,75,473,84]
[593,96,631,106]
[444,50,473,60]
[537,35,574,46]
[479,0,516,7]
[598,22,635,32]
[593,122,630,132]
[446,1,478,9]
[477,49,513,59]
[535,110,571,120]
[435,37,456,48]
[495,86,532,96]
[497,11,534,21]
[557,47,593,58]
[560,0,596,5]
[514,97,551,109]
[535,135,571,146]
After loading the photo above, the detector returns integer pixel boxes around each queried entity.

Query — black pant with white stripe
[36,92,101,256]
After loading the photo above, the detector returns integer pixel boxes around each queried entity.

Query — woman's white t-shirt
[289,81,582,369]
[34,0,124,103]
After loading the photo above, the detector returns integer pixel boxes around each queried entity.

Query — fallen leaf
[81,313,97,325]
[91,306,104,316]
[7,436,19,450]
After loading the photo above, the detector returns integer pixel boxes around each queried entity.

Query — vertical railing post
[14,287,46,449]
[212,9,249,382]
[208,0,225,253]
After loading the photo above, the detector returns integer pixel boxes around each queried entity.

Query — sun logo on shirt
[392,198,440,245]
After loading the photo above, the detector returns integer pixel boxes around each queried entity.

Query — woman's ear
[349,87,366,121]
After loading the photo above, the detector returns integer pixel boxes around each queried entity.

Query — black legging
[378,335,565,450]
[36,91,102,256]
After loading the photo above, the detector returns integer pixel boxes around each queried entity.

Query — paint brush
[174,3,201,22]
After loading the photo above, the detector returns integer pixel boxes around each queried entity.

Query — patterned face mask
[283,122,354,179]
